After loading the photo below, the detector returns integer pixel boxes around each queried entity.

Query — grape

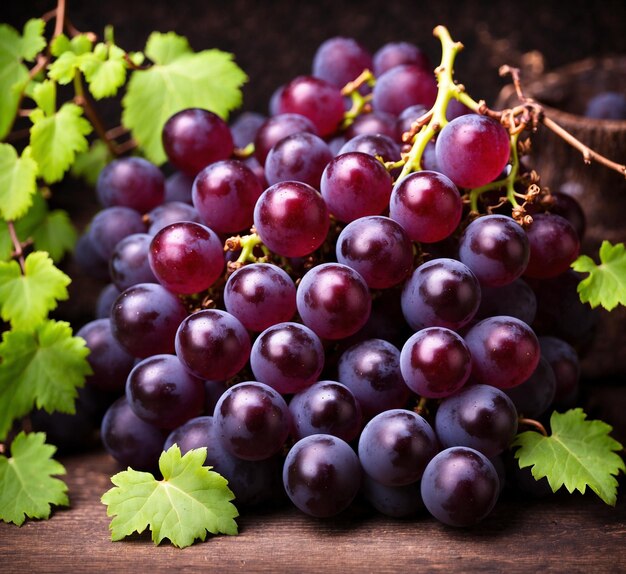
[214,381,291,461]
[230,111,266,147]
[358,409,438,486]
[373,41,431,76]
[96,156,165,213]
[389,170,462,243]
[126,354,205,430]
[254,113,318,164]
[361,475,424,518]
[146,201,200,235]
[401,258,481,331]
[264,132,333,189]
[253,181,329,258]
[74,232,110,281]
[164,171,194,204]
[458,214,530,286]
[163,415,214,454]
[101,396,165,471]
[395,104,429,141]
[464,315,540,389]
[435,114,510,189]
[421,446,500,527]
[539,336,580,405]
[250,322,325,394]
[335,216,414,289]
[446,99,473,121]
[435,384,518,457]
[109,233,157,291]
[289,380,362,442]
[95,283,121,319]
[277,75,345,137]
[312,37,373,88]
[548,190,586,239]
[338,133,401,164]
[337,338,410,420]
[400,327,471,398]
[283,434,361,518]
[296,263,371,340]
[111,283,188,358]
[372,64,438,116]
[204,380,229,415]
[504,356,556,418]
[584,91,626,120]
[345,111,397,140]
[523,213,580,279]
[175,309,251,381]
[320,152,393,223]
[76,318,136,393]
[148,221,224,294]
[224,263,297,332]
[162,108,234,176]
[474,278,537,325]
[87,206,146,260]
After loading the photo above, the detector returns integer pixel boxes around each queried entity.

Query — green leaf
[571,241,626,311]
[32,80,56,117]
[48,51,83,84]
[512,408,625,506]
[0,144,38,220]
[71,139,111,186]
[30,102,92,183]
[122,32,246,164]
[32,210,78,262]
[101,445,238,548]
[19,19,46,62]
[80,44,127,100]
[0,251,71,330]
[0,431,69,525]
[0,320,91,440]
[0,193,49,261]
[50,34,72,57]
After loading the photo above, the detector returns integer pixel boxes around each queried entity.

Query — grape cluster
[70,35,596,527]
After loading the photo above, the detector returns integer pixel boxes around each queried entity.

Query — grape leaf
[571,241,626,311]
[512,408,625,506]
[48,51,84,84]
[30,102,92,184]
[71,140,111,185]
[0,431,69,525]
[32,210,78,262]
[122,31,247,164]
[32,80,57,117]
[101,445,238,548]
[0,251,71,330]
[19,19,46,62]
[0,144,38,221]
[0,320,91,441]
[80,44,127,99]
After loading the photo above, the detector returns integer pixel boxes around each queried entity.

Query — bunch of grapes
[69,34,594,527]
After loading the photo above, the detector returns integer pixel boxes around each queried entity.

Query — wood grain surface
[2,446,625,574]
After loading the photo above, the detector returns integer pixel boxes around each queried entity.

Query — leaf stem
[7,221,26,274]
[518,417,548,436]
[53,0,66,39]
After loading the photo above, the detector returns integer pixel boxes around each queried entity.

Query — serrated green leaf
[0,251,71,329]
[102,445,238,548]
[30,102,92,183]
[32,80,56,117]
[80,47,127,100]
[71,34,94,56]
[0,431,69,525]
[0,23,31,139]
[50,34,72,57]
[31,210,77,262]
[70,139,111,186]
[571,241,626,311]
[48,51,83,84]
[122,32,246,164]
[0,320,91,440]
[512,408,625,506]
[20,19,46,62]
[0,144,38,221]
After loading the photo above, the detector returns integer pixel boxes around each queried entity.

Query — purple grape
[372,64,437,116]
[109,233,158,291]
[373,41,431,76]
[87,206,147,260]
[214,381,291,461]
[229,111,266,147]
[504,356,556,418]
[338,133,401,164]
[175,309,251,381]
[74,233,110,281]
[584,91,626,120]
[146,201,200,235]
[296,263,371,340]
[395,104,429,141]
[312,37,373,88]
[204,380,229,415]
[164,171,194,204]
[549,190,586,240]
[162,108,234,176]
[254,113,318,165]
[539,336,580,405]
[163,415,214,454]
[95,283,121,319]
[475,278,537,325]
[345,111,397,140]
[361,474,424,518]
[283,434,362,518]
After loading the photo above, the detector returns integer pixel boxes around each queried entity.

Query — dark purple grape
[254,113,318,165]
[312,37,373,88]
[192,159,264,234]
[175,309,251,381]
[474,278,537,325]
[338,132,401,164]
[335,216,414,289]
[164,171,194,204]
[296,263,371,340]
[289,380,362,442]
[373,41,431,76]
[345,111,397,140]
[372,64,437,116]
[146,201,200,235]
[111,283,188,358]
[283,434,361,517]
[224,263,297,332]
[87,206,146,261]
[204,380,228,415]
[401,258,481,331]
[101,396,166,471]
[337,338,410,420]
[109,233,157,291]
[163,415,214,454]
[435,384,518,457]
[435,114,510,189]
[584,91,626,120]
[214,381,291,461]
[77,318,136,393]
[362,474,424,518]
[400,327,471,398]
[96,157,165,213]
[358,409,438,486]
[504,356,556,418]
[548,191,586,239]
[74,232,110,281]
[95,283,121,319]
[162,108,234,176]
[421,446,500,527]
[229,111,266,147]
[395,104,429,142]
[464,315,540,389]
[539,336,580,405]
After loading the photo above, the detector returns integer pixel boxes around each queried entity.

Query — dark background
[4,0,626,114]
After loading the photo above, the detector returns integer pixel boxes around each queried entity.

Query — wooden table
[2,443,625,573]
